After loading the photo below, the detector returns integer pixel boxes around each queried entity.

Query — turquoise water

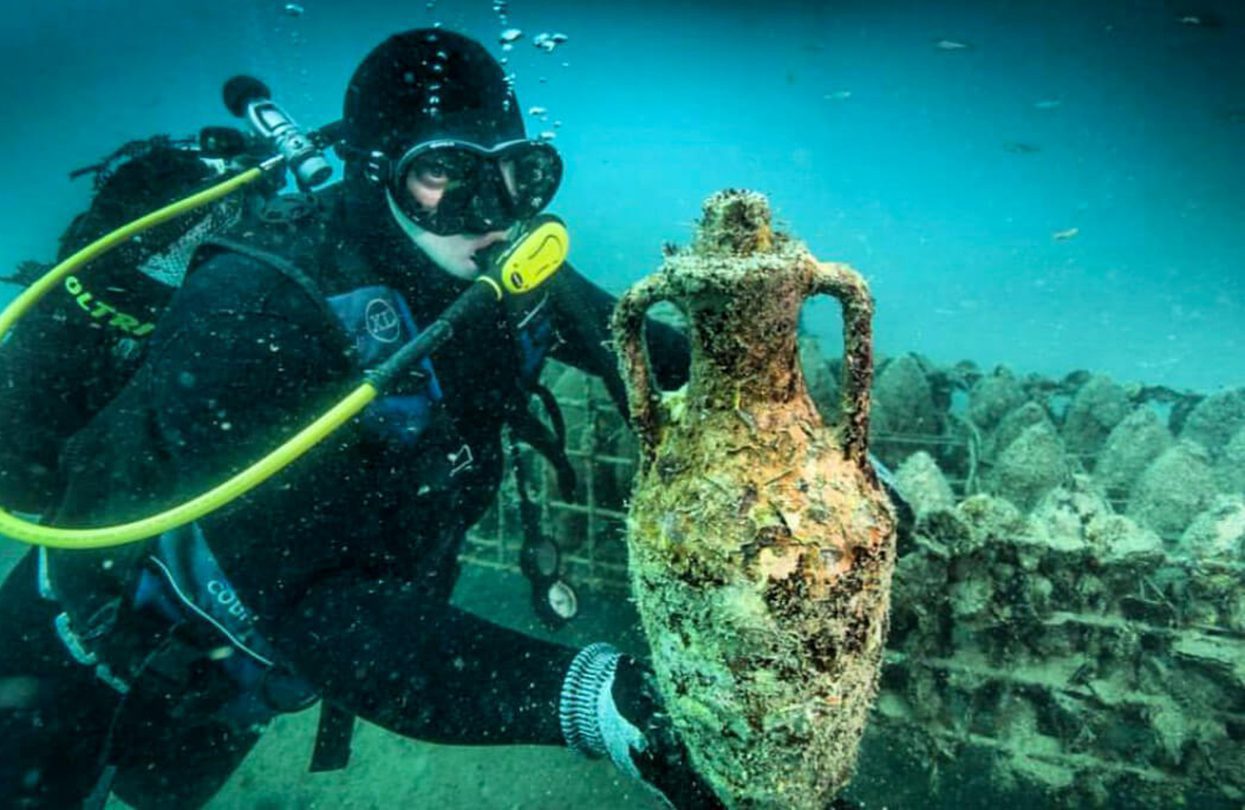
[1,0,1241,392]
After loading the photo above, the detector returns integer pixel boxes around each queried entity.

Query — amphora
[612,190,897,808]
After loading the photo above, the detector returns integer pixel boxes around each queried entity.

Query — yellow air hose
[0,157,380,549]
[0,160,567,551]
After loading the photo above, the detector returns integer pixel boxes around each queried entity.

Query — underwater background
[1,1,1243,808]
[1,0,1243,393]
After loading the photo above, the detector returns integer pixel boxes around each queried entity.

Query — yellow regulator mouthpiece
[499,215,569,295]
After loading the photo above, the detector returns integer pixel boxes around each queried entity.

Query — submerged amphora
[612,190,897,809]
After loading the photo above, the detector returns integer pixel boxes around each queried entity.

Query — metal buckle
[447,444,474,476]
[363,150,389,185]
[53,611,130,694]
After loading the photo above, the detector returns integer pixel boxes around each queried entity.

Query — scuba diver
[0,28,717,809]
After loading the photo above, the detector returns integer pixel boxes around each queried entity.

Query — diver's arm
[547,262,689,417]
[51,252,353,527]
[114,253,581,746]
[268,571,578,745]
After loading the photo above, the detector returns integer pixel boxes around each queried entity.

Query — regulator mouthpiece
[223,75,332,190]
[492,214,570,294]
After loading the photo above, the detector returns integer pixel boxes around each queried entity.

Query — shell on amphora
[611,190,898,809]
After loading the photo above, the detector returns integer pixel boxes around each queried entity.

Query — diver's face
[409,228,508,281]
[395,162,516,280]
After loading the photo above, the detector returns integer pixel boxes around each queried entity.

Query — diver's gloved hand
[560,643,724,810]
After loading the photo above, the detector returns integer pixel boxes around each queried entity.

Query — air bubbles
[500,28,523,51]
[533,32,569,53]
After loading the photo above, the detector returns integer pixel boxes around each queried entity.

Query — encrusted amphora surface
[612,190,898,808]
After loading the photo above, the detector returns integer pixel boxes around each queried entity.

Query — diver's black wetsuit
[0,188,689,806]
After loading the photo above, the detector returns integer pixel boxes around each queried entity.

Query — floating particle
[1033,98,1063,110]
[1052,227,1080,241]
[0,677,38,710]
[934,39,971,50]
[283,2,304,16]
[823,90,852,101]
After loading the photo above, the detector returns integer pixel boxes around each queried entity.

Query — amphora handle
[810,261,876,474]
[611,274,675,465]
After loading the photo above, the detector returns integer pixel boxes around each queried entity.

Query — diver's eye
[411,155,455,188]
[417,165,449,187]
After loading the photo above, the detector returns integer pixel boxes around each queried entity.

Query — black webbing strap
[309,701,356,772]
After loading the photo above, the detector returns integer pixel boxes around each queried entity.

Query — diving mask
[361,138,563,236]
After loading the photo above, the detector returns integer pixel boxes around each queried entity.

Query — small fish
[934,39,972,50]
[1033,98,1063,110]
[528,106,548,117]
[824,90,853,101]
[500,28,523,45]
[283,2,304,16]
[1052,227,1080,241]
[1003,141,1041,154]
[1178,12,1225,28]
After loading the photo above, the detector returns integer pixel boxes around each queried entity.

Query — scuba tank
[0,76,334,516]
[0,131,279,514]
